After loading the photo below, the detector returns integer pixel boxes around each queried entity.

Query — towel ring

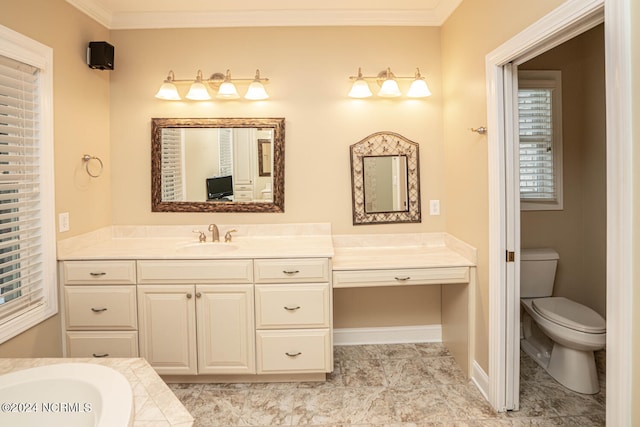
[82,154,103,178]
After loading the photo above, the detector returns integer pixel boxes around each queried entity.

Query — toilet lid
[532,297,606,333]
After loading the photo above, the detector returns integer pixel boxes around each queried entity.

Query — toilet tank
[520,248,559,298]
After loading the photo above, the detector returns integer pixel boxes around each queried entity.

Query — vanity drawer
[234,190,253,201]
[66,331,139,358]
[256,329,332,373]
[65,286,137,330]
[254,258,329,283]
[255,284,330,329]
[62,261,136,285]
[234,184,253,192]
[137,259,253,284]
[332,266,470,288]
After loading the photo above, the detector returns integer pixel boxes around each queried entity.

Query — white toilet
[520,248,606,394]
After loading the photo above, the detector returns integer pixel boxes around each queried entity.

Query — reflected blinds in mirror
[160,128,184,201]
[218,128,232,176]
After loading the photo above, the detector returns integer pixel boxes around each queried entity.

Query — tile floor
[169,343,606,426]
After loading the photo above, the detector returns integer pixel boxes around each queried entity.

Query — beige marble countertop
[0,357,193,427]
[57,223,334,260]
[332,232,477,270]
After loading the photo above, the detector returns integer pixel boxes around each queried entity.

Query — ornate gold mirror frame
[151,117,285,212]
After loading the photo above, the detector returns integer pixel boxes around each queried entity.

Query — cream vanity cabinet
[136,260,255,376]
[254,258,333,374]
[61,260,139,358]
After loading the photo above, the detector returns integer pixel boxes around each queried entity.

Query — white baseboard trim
[333,324,442,346]
[471,360,490,401]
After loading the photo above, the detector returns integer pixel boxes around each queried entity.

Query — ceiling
[65,0,463,30]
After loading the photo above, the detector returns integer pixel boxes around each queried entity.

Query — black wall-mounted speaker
[87,41,114,70]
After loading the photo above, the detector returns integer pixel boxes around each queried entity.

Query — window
[518,70,563,210]
[0,24,56,344]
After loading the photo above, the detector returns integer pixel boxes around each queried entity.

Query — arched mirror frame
[151,117,285,212]
[350,131,421,225]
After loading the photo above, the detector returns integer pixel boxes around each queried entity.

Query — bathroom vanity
[58,224,334,382]
[57,224,476,381]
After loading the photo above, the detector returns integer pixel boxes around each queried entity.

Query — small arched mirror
[350,132,421,225]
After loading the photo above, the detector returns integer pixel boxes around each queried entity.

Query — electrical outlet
[429,200,440,216]
[59,212,70,233]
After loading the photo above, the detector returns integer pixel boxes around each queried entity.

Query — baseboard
[471,360,490,401]
[333,324,442,346]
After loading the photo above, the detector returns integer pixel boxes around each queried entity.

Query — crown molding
[66,0,462,29]
[66,0,112,28]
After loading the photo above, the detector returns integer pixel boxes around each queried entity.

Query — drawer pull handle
[285,351,302,357]
[395,276,411,281]
[284,306,301,311]
[91,307,107,313]
[92,353,109,358]
[89,272,106,277]
[283,270,300,275]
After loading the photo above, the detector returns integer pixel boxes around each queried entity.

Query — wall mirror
[350,132,421,224]
[151,117,285,212]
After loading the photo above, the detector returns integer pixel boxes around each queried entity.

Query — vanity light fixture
[377,68,402,98]
[155,69,270,101]
[407,68,432,98]
[216,70,240,99]
[244,70,270,100]
[348,67,432,99]
[347,67,373,98]
[154,71,181,100]
[185,70,211,100]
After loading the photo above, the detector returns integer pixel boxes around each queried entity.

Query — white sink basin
[176,242,238,254]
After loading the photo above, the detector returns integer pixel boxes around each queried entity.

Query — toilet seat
[532,297,605,334]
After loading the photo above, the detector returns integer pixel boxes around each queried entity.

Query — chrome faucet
[208,224,220,242]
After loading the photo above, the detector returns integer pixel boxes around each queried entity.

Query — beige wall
[632,0,640,422]
[0,0,111,356]
[440,0,566,371]
[109,27,445,234]
[520,25,606,317]
[109,26,447,329]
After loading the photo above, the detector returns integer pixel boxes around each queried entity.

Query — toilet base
[547,343,599,394]
[521,337,600,394]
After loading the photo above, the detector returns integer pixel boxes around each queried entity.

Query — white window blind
[0,24,56,344]
[161,128,184,201]
[0,55,45,326]
[518,70,563,210]
[218,128,233,176]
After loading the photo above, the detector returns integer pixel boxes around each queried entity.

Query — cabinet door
[137,285,197,375]
[232,128,255,186]
[196,284,255,374]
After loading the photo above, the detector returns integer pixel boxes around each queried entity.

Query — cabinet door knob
[186,293,193,299]
[196,292,202,298]
[285,351,302,357]
[91,307,107,313]
[284,306,301,311]
[92,353,109,358]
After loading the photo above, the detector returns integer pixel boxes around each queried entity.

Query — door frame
[485,0,633,424]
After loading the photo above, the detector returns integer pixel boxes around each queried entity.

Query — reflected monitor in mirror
[151,118,285,213]
[350,132,421,225]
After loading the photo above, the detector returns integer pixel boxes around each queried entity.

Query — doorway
[484,0,633,425]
